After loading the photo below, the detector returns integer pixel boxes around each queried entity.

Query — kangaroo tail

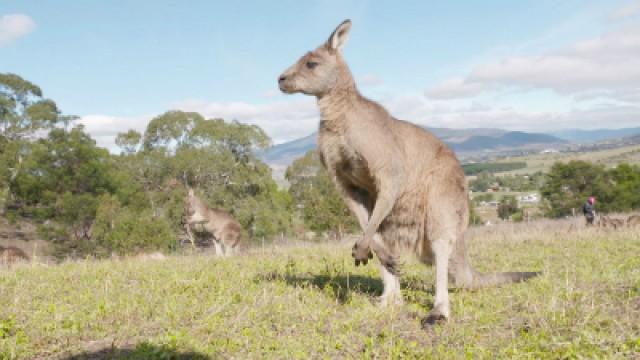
[449,235,540,290]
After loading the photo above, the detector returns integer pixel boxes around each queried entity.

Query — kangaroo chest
[318,129,373,191]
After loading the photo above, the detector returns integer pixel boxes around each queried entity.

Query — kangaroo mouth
[279,82,296,94]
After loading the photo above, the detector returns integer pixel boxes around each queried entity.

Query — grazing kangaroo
[278,20,538,323]
[598,215,625,230]
[627,215,640,227]
[0,245,29,264]
[184,189,241,256]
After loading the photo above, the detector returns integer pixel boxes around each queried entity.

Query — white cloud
[76,98,320,152]
[172,98,319,144]
[426,25,640,101]
[0,14,36,46]
[78,92,640,152]
[425,77,488,99]
[609,1,640,20]
[77,114,152,151]
[381,93,640,132]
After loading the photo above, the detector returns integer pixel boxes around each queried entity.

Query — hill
[261,128,567,167]
[550,127,640,142]
[491,143,640,175]
[2,219,639,359]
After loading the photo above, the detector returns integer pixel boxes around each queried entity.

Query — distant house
[540,149,559,154]
[518,193,540,204]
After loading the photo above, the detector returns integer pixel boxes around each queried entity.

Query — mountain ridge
[261,127,567,167]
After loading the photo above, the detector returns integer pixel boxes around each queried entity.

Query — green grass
[1,222,639,359]
[495,144,640,175]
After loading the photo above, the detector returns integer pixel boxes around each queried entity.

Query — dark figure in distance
[583,196,596,226]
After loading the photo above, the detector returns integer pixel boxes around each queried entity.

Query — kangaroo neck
[317,82,360,127]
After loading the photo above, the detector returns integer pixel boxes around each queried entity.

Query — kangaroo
[598,215,625,230]
[627,215,640,227]
[278,20,538,324]
[184,189,241,256]
[0,245,29,264]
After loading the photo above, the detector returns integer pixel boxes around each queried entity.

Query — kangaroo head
[278,19,353,97]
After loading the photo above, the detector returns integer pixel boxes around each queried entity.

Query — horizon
[1,0,640,149]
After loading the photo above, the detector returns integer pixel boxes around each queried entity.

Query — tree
[8,126,120,253]
[143,111,204,152]
[115,129,142,154]
[540,161,614,217]
[286,151,357,237]
[469,171,493,192]
[117,110,291,240]
[497,195,519,220]
[608,163,640,211]
[0,73,75,141]
[0,73,76,212]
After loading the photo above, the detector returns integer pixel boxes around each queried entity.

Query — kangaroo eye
[306,61,319,69]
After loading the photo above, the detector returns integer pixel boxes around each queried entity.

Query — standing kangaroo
[278,20,538,323]
[184,189,241,256]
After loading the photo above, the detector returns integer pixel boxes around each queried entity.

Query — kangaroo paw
[352,242,372,266]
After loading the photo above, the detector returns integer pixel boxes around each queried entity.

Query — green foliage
[117,110,292,241]
[0,73,73,142]
[115,129,142,154]
[469,204,484,226]
[469,171,545,192]
[1,74,296,256]
[497,195,519,220]
[285,151,357,236]
[469,171,494,192]
[462,161,526,175]
[540,160,640,217]
[0,73,75,216]
[9,127,119,253]
[471,192,494,205]
[91,195,175,256]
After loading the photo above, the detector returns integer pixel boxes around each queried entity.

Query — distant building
[518,193,539,204]
[540,149,559,154]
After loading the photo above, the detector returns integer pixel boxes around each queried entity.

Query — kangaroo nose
[278,75,287,84]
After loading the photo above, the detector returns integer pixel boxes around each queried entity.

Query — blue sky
[1,0,639,148]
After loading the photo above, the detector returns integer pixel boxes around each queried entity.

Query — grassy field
[494,144,640,175]
[1,220,639,359]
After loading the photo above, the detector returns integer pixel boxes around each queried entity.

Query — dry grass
[1,219,639,359]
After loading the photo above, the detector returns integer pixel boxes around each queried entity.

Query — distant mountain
[549,127,640,142]
[261,128,567,167]
[450,131,564,152]
[260,133,317,166]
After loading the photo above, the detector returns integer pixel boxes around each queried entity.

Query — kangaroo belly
[378,192,427,252]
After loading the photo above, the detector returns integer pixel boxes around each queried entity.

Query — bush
[91,195,175,256]
[540,161,640,217]
[497,196,519,220]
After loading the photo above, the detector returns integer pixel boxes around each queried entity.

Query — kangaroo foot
[422,304,449,328]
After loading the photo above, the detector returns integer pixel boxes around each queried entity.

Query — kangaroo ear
[326,19,352,52]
